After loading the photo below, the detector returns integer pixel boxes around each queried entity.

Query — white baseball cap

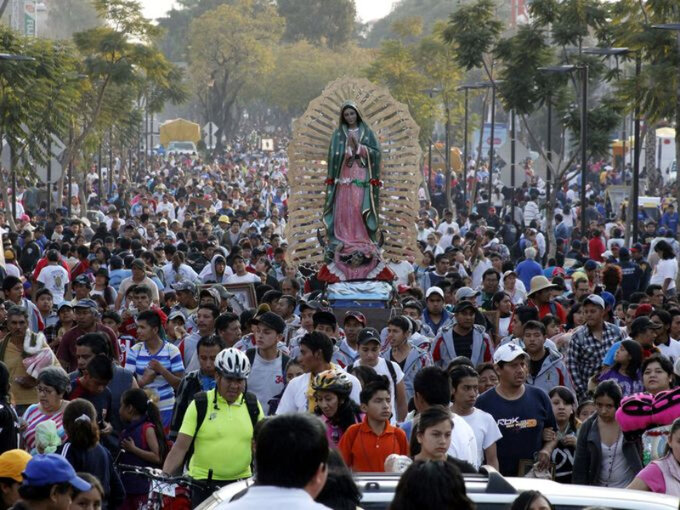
[583,294,605,309]
[493,343,529,364]
[426,287,444,299]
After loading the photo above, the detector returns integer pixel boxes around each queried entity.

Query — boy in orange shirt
[338,376,408,472]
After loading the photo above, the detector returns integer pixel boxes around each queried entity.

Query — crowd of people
[0,135,679,510]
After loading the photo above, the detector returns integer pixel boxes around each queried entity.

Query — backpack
[245,348,290,381]
[184,390,260,466]
[348,360,398,389]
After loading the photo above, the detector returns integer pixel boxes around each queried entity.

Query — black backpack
[184,390,260,466]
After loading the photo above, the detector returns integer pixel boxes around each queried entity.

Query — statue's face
[343,107,358,126]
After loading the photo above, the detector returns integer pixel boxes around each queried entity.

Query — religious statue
[321,102,384,280]
[285,78,422,285]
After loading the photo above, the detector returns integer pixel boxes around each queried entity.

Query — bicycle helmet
[214,348,251,379]
[312,369,352,396]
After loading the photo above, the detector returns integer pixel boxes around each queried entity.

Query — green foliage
[443,0,502,72]
[278,0,356,48]
[188,0,284,144]
[365,21,466,147]
[251,41,372,120]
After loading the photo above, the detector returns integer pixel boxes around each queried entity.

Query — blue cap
[73,298,98,310]
[600,291,616,310]
[584,259,598,271]
[22,454,91,491]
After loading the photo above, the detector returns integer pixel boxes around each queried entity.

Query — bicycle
[116,463,203,510]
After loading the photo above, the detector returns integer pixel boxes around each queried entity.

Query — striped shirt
[125,341,184,415]
[21,404,66,454]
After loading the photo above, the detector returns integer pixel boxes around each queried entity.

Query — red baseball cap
[344,311,366,325]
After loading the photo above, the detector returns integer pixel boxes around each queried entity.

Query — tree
[447,0,622,258]
[248,41,372,127]
[278,0,356,48]
[608,0,680,217]
[0,28,81,225]
[61,0,186,206]
[188,0,284,152]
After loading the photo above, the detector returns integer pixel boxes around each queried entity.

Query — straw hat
[527,275,558,296]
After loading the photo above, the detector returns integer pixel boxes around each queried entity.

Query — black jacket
[169,370,203,441]
[572,414,642,485]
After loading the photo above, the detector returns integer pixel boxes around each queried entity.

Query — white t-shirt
[388,260,413,286]
[650,258,678,290]
[448,413,480,468]
[37,265,70,305]
[357,357,404,424]
[276,370,361,414]
[658,339,680,364]
[225,272,260,284]
[461,408,503,467]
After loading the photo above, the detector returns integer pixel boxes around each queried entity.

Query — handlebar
[116,464,207,488]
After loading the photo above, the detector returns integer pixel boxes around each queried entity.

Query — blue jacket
[516,259,543,290]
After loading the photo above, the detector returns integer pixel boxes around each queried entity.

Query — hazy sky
[140,0,400,22]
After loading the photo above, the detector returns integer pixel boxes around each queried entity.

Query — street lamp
[457,83,489,211]
[582,47,641,242]
[421,87,442,197]
[466,81,501,212]
[537,65,578,212]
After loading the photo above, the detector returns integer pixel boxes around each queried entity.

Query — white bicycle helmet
[214,348,251,379]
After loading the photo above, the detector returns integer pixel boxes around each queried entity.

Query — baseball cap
[583,260,598,271]
[425,287,444,299]
[631,243,643,253]
[357,327,381,345]
[73,298,98,310]
[631,316,662,337]
[173,281,197,294]
[167,310,186,322]
[493,343,529,364]
[455,287,480,301]
[583,294,605,309]
[131,258,146,270]
[453,300,476,313]
[251,311,286,334]
[0,449,31,482]
[57,302,73,312]
[22,454,91,491]
[73,274,92,287]
[299,299,324,313]
[600,291,616,310]
[344,310,367,325]
[502,270,517,279]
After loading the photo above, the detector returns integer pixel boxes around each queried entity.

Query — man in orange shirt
[338,376,408,472]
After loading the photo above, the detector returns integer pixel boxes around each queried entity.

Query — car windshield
[170,142,194,150]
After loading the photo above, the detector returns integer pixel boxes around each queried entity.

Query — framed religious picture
[223,283,257,314]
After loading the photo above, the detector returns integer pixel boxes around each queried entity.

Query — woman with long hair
[491,292,513,340]
[597,340,643,396]
[58,399,124,510]
[629,417,680,495]
[118,389,170,510]
[573,381,642,487]
[548,386,579,483]
[312,370,363,448]
[510,490,554,510]
[650,239,678,297]
[390,459,475,510]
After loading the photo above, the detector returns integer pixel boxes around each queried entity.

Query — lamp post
[421,87,442,197]
[582,47,636,240]
[580,64,589,237]
[457,83,489,212]
[537,65,578,216]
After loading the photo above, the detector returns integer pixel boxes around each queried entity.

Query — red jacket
[588,236,605,262]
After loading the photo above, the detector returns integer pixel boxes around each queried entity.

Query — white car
[166,141,197,155]
[195,469,680,510]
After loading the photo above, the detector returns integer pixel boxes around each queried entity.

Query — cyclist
[312,369,363,447]
[162,348,263,507]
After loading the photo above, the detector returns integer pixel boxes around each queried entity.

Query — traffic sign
[203,122,218,136]
[35,135,66,184]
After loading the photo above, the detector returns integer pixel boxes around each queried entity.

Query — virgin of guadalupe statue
[322,102,387,281]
